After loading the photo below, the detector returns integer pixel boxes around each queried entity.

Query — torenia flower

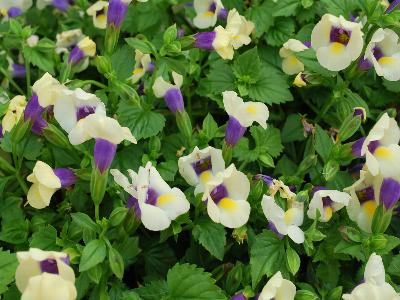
[36,0,74,12]
[293,72,307,87]
[343,253,400,300]
[178,146,225,194]
[87,1,108,29]
[130,50,153,83]
[279,39,309,75]
[223,91,269,146]
[107,0,132,28]
[27,161,76,209]
[0,0,32,17]
[21,273,77,300]
[364,28,400,81]
[311,14,363,71]
[54,87,106,136]
[113,162,190,231]
[225,9,254,50]
[195,26,233,59]
[193,0,227,29]
[2,95,26,134]
[152,72,184,114]
[261,195,304,244]
[16,248,75,293]
[68,37,96,64]
[203,164,251,228]
[307,187,351,222]
[258,271,296,300]
[69,113,136,173]
[56,29,84,54]
[361,113,400,177]
[110,168,140,217]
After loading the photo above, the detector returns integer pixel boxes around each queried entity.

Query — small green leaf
[109,247,125,279]
[286,246,301,275]
[79,239,107,272]
[266,18,295,47]
[30,225,57,250]
[71,212,100,233]
[314,125,333,163]
[193,217,227,260]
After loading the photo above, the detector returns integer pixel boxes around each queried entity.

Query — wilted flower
[293,72,307,87]
[279,39,309,75]
[152,71,185,114]
[353,107,367,122]
[2,95,26,134]
[343,253,399,300]
[56,29,84,54]
[16,248,75,293]
[130,50,153,83]
[223,91,269,146]
[68,37,96,64]
[178,146,225,194]
[258,271,296,300]
[27,161,76,209]
[36,0,74,12]
[193,0,226,29]
[262,195,304,244]
[203,164,251,228]
[364,28,400,81]
[87,1,108,29]
[311,14,363,71]
[307,187,351,222]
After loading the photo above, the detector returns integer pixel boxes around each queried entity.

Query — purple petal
[385,0,400,13]
[218,7,228,19]
[352,137,366,157]
[127,196,141,218]
[358,58,373,71]
[330,27,352,45]
[353,107,366,122]
[164,88,184,114]
[40,259,59,274]
[107,0,129,27]
[31,115,48,135]
[0,125,3,139]
[94,138,117,173]
[54,168,76,187]
[268,222,284,239]
[8,7,22,17]
[231,293,247,300]
[52,0,72,11]
[380,178,400,210]
[145,187,159,206]
[194,31,216,50]
[253,174,274,187]
[356,186,375,204]
[367,140,380,154]
[12,64,26,78]
[303,41,312,48]
[24,93,44,122]
[68,46,85,64]
[225,116,246,146]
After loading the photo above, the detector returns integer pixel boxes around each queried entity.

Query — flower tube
[87,1,108,29]
[364,28,400,81]
[178,146,225,194]
[258,271,296,300]
[311,14,363,71]
[15,248,75,293]
[279,39,309,75]
[153,71,184,114]
[193,0,226,29]
[261,195,304,244]
[27,161,76,209]
[223,91,269,147]
[203,164,251,228]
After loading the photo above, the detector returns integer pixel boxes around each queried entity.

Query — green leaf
[233,47,261,81]
[333,239,364,261]
[314,125,333,163]
[203,61,236,94]
[250,231,286,287]
[30,225,57,250]
[135,280,169,300]
[125,37,156,54]
[0,249,18,294]
[79,239,107,272]
[320,0,358,16]
[388,254,400,277]
[193,217,227,260]
[157,160,178,182]
[87,264,103,284]
[295,290,319,300]
[286,246,301,275]
[165,264,226,300]
[266,18,295,47]
[0,219,29,245]
[248,64,293,105]
[282,114,306,143]
[273,0,300,16]
[111,46,135,80]
[23,46,55,74]
[202,113,220,141]
[246,1,274,37]
[117,101,166,140]
[109,247,125,279]
[251,125,284,158]
[71,212,99,233]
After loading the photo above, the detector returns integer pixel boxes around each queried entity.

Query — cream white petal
[110,169,131,191]
[156,188,190,220]
[259,271,296,300]
[31,161,61,189]
[218,199,250,228]
[193,0,213,14]
[27,184,56,209]
[32,73,62,108]
[282,55,305,75]
[15,258,41,292]
[193,14,218,29]
[139,203,171,231]
[213,26,234,60]
[287,225,305,244]
[365,253,386,286]
[152,76,174,98]
[172,72,183,88]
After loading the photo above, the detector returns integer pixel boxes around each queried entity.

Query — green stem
[95,204,100,222]
[0,67,25,95]
[0,155,16,173]
[25,59,31,97]
[315,95,336,123]
[16,173,28,194]
[66,79,107,89]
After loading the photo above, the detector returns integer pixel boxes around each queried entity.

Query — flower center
[76,106,96,120]
[40,259,59,274]
[192,156,212,175]
[362,200,377,217]
[356,186,375,204]
[330,27,351,45]
[210,184,228,204]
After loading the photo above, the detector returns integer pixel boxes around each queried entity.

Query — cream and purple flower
[56,29,84,54]
[258,271,296,300]
[130,50,153,83]
[223,91,269,146]
[0,0,32,17]
[36,0,74,11]
[193,0,227,29]
[203,164,251,228]
[152,72,185,114]
[68,37,96,64]
[2,95,26,134]
[87,1,108,29]
[311,14,363,71]
[27,161,76,209]
[279,39,309,75]
[178,146,225,194]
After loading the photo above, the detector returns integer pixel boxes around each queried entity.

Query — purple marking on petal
[253,294,260,300]
[352,137,366,157]
[8,7,22,17]
[164,88,184,114]
[76,106,96,121]
[322,197,333,207]
[0,125,3,139]
[147,62,155,73]
[367,140,380,154]
[231,293,247,300]
[268,222,284,239]
[210,184,228,204]
[330,27,352,45]
[24,93,44,122]
[194,31,216,50]
[303,41,311,48]
[52,0,71,11]
[40,259,59,274]
[349,12,357,22]
[192,156,212,176]
[353,108,366,122]
[12,64,26,78]
[54,168,76,187]
[385,0,400,13]
[208,2,217,13]
[60,256,70,265]
[146,187,159,206]
[138,81,145,96]
[127,196,141,218]
[253,174,273,187]
[68,46,85,64]
[94,138,117,173]
[380,178,400,210]
[107,0,129,27]
[218,7,228,19]
[372,46,384,61]
[31,115,48,135]
[358,58,373,71]
[225,116,247,146]
[356,186,375,204]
